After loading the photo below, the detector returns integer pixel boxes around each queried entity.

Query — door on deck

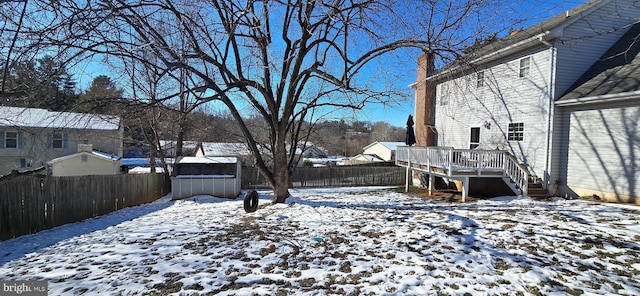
[470,127,480,149]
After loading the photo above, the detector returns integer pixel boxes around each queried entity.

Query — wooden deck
[396,146,529,201]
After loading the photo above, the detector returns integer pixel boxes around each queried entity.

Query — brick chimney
[414,52,437,146]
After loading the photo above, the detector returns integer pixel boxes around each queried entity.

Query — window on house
[48,132,67,149]
[519,57,531,78]
[5,131,18,148]
[508,122,524,141]
[20,158,32,168]
[476,71,484,88]
[439,95,448,105]
[439,86,449,106]
[53,133,64,149]
[470,127,480,149]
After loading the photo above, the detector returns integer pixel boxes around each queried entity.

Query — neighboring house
[340,154,385,166]
[46,144,121,176]
[197,142,252,160]
[362,141,405,162]
[299,142,329,158]
[158,140,202,157]
[121,158,165,173]
[413,0,640,202]
[0,106,122,176]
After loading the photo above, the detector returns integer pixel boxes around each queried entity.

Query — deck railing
[396,146,529,195]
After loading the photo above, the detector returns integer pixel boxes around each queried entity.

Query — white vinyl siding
[434,47,552,176]
[565,104,640,202]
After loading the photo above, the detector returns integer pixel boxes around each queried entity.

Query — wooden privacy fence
[242,165,406,189]
[0,173,170,241]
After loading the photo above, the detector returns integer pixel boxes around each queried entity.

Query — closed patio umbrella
[405,115,416,146]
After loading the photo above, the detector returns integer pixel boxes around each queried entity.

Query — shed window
[174,163,237,177]
[508,122,524,141]
[519,57,531,78]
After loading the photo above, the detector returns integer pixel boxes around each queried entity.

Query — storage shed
[171,156,241,199]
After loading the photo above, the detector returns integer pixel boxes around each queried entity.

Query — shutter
[0,131,4,149]
[46,134,53,149]
[63,133,69,149]
[18,131,24,149]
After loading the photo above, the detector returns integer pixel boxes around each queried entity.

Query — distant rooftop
[201,142,250,156]
[0,106,120,130]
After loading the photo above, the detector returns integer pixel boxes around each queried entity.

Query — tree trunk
[271,138,291,203]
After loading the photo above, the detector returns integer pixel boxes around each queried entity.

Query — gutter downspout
[540,36,555,190]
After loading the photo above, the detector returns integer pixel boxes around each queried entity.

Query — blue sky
[72,0,586,128]
[353,0,587,127]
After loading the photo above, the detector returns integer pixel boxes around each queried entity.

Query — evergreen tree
[76,75,124,114]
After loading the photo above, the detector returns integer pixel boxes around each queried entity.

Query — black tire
[243,190,259,213]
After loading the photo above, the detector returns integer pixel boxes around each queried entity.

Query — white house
[362,141,405,162]
[0,106,122,176]
[340,154,385,166]
[412,0,640,203]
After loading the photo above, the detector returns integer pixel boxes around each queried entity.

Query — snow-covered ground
[1,187,639,295]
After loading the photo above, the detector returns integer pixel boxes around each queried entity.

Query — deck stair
[527,181,551,199]
[397,146,541,201]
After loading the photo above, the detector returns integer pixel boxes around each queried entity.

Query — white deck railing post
[448,148,453,176]
[396,146,529,197]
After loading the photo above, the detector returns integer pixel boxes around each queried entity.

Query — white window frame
[470,127,481,149]
[519,57,531,78]
[52,133,64,149]
[5,131,18,149]
[508,122,524,141]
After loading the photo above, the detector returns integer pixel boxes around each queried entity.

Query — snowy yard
[1,187,639,295]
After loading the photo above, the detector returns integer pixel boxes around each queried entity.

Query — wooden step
[527,183,551,199]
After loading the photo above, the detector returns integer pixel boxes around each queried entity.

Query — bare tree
[41,0,434,202]
[13,0,535,203]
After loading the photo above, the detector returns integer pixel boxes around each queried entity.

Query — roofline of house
[426,32,557,82]
[422,0,611,84]
[555,90,640,107]
[48,151,120,164]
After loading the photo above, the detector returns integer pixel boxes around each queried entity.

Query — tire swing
[243,190,259,213]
